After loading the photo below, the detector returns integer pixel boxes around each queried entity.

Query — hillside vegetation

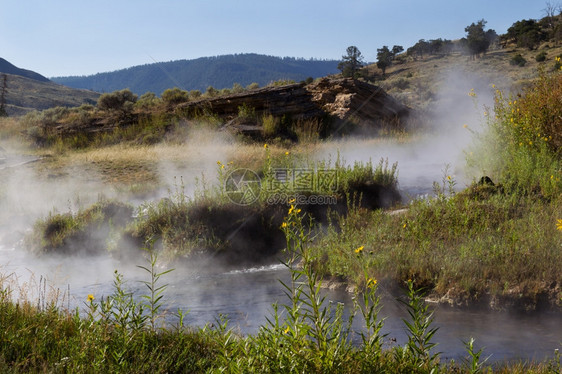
[52,53,340,95]
[1,74,99,116]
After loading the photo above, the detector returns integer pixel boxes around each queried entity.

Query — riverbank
[0,65,561,372]
[1,218,561,373]
[1,71,561,311]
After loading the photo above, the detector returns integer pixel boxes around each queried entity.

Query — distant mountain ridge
[0,57,99,115]
[52,53,340,95]
[0,57,50,82]
[2,74,99,116]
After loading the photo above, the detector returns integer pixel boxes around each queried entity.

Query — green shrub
[97,89,137,112]
[161,87,189,106]
[231,83,245,93]
[536,51,547,62]
[135,92,161,110]
[189,89,202,100]
[479,71,562,197]
[393,77,410,89]
[261,113,278,137]
[292,118,323,143]
[246,82,260,90]
[510,54,527,67]
[268,79,296,87]
[205,86,218,97]
[237,103,255,119]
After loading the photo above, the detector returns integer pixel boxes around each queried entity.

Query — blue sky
[0,0,546,77]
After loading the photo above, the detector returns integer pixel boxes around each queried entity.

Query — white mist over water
[1,68,561,362]
[316,68,497,198]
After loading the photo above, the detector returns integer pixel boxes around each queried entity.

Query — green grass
[25,199,133,255]
[308,69,562,310]
[2,211,562,373]
[311,189,562,309]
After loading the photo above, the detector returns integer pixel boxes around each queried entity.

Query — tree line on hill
[338,4,562,79]
[52,54,339,96]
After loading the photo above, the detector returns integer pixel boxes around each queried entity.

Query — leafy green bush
[237,103,255,119]
[481,71,562,197]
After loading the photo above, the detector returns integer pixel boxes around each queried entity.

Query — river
[1,241,561,364]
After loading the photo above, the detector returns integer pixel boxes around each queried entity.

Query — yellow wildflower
[281,222,288,228]
[463,124,468,128]
[288,205,300,215]
[263,143,268,149]
[288,198,296,204]
[284,326,290,334]
[366,278,378,288]
[87,294,95,302]
[354,246,364,254]
[403,223,407,229]
[217,161,222,165]
[557,219,562,231]
[447,175,452,181]
[285,151,290,156]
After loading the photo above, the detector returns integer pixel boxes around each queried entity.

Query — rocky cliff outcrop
[178,77,409,132]
[36,77,409,143]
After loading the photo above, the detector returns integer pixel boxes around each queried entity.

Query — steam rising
[0,67,496,304]
[2,66,559,361]
[315,68,496,197]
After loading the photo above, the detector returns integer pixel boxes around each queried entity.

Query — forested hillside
[52,54,340,95]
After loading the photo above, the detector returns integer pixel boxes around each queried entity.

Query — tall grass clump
[477,70,562,198]
[25,199,133,255]
[0,252,219,373]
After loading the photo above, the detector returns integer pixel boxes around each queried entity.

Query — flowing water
[1,240,561,364]
[1,131,561,364]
